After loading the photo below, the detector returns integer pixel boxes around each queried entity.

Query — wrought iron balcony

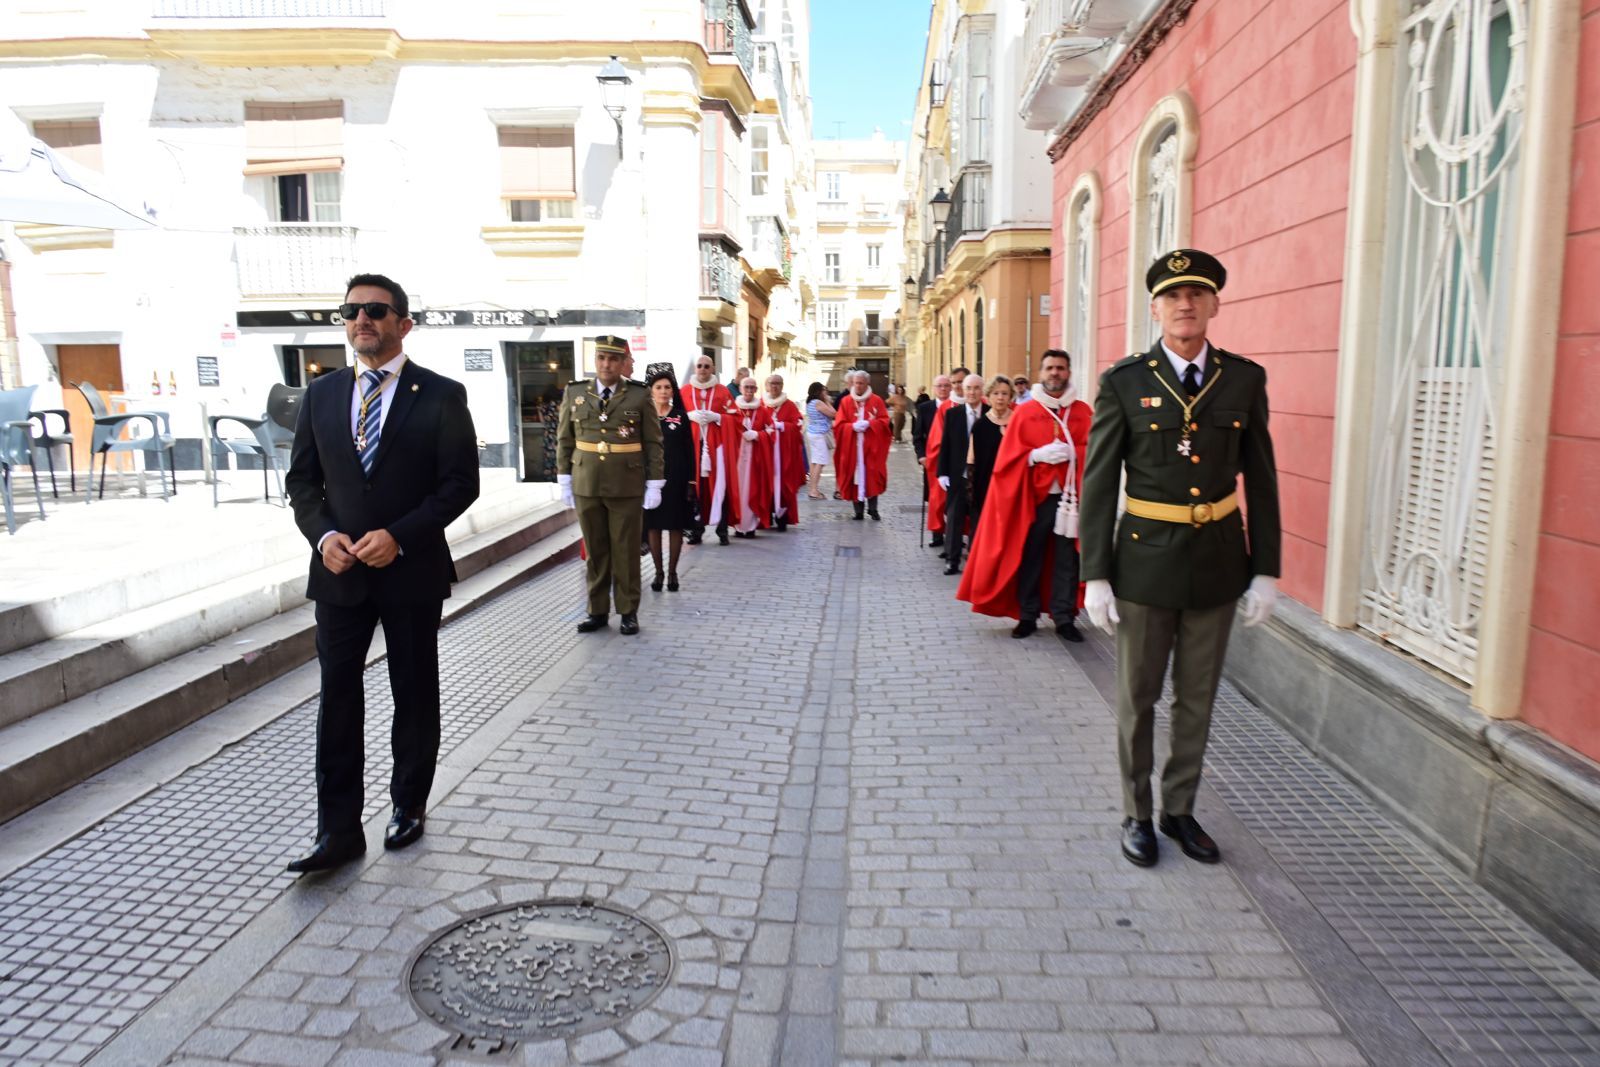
[234,224,358,298]
[852,328,897,349]
[1018,0,1144,131]
[703,0,755,84]
[941,169,989,261]
[700,237,741,305]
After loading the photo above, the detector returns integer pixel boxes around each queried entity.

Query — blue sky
[807,0,929,142]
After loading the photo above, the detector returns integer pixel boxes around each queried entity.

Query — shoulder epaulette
[1107,353,1145,373]
[1216,349,1258,366]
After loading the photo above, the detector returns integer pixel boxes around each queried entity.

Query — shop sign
[418,309,550,328]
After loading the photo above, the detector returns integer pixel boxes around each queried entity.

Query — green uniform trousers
[1114,597,1236,820]
[575,493,644,617]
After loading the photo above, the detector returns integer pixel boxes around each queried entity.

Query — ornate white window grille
[1141,127,1179,349]
[1071,193,1096,367]
[1358,0,1524,682]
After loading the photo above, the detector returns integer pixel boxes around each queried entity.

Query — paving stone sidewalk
[3,445,1599,1066]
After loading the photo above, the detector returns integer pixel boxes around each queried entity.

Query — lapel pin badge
[411,384,419,392]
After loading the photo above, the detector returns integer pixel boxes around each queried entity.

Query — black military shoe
[717,525,730,546]
[1057,621,1085,643]
[852,502,865,520]
[867,500,880,520]
[1011,620,1037,639]
[928,534,945,548]
[576,614,607,633]
[1158,813,1220,863]
[619,613,640,636]
[1121,818,1158,867]
[943,563,961,576]
[286,831,365,874]
[384,807,425,851]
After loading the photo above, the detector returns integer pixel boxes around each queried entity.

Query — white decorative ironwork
[234,225,357,297]
[1359,0,1525,682]
[1142,127,1178,349]
[1071,193,1095,366]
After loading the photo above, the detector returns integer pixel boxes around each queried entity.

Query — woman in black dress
[643,364,699,591]
[967,375,1015,522]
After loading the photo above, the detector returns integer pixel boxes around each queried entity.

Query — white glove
[937,475,950,491]
[853,419,869,432]
[773,422,785,432]
[1240,575,1278,628]
[708,411,722,425]
[557,473,574,509]
[743,429,758,441]
[1084,579,1120,634]
[642,479,664,511]
[1029,441,1072,466]
[688,409,709,425]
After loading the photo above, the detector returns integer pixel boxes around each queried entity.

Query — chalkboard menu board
[463,349,494,372]
[196,355,221,387]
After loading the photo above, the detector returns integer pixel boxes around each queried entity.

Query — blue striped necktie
[359,369,388,475]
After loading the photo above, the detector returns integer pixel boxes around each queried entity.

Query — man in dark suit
[283,272,481,874]
[1079,249,1281,869]
[936,373,987,574]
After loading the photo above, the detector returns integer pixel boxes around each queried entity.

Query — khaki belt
[575,441,642,455]
[1125,491,1237,526]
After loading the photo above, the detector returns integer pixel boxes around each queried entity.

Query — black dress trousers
[1016,493,1080,624]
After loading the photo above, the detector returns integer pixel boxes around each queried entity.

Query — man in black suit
[283,272,480,874]
[936,374,987,574]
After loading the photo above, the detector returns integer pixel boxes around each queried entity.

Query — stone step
[0,486,559,731]
[0,504,580,826]
[0,476,547,657]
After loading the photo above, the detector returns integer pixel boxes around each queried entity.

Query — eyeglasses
[339,301,402,322]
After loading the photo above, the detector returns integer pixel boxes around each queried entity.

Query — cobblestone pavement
[2,445,1599,1066]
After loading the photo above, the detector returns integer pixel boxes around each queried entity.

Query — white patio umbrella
[0,112,157,229]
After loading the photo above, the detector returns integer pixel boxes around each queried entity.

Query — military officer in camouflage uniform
[556,336,665,636]
[1079,249,1281,868]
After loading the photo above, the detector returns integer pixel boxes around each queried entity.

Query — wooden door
[57,343,123,471]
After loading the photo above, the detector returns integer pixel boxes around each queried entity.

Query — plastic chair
[1,385,45,534]
[73,381,176,503]
[207,384,304,506]
[28,406,75,497]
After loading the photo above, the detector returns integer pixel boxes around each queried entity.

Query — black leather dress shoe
[1121,817,1158,867]
[943,564,961,576]
[286,832,365,873]
[576,614,607,633]
[384,807,425,851]
[1057,622,1085,643]
[867,503,880,520]
[717,526,730,546]
[1011,620,1037,639]
[619,613,640,635]
[1159,813,1221,863]
[852,503,865,520]
[929,534,945,548]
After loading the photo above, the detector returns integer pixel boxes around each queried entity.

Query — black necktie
[601,386,612,407]
[1182,362,1201,398]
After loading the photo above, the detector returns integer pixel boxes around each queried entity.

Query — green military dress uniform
[556,373,664,620]
[1079,250,1281,826]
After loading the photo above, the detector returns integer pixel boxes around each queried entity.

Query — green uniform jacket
[555,378,665,497]
[1079,342,1281,610]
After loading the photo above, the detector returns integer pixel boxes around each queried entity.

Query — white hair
[963,375,985,392]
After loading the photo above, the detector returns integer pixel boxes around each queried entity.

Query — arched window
[1063,171,1102,392]
[1126,93,1198,355]
[973,299,985,378]
[958,308,967,370]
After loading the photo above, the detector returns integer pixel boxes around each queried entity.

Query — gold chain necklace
[1149,362,1221,457]
[354,367,398,452]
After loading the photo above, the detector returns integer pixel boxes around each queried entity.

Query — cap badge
[1167,252,1191,272]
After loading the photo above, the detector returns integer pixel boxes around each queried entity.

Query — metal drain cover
[408,898,673,1045]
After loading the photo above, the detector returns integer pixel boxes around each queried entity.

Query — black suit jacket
[913,398,938,459]
[286,359,480,607]
[936,402,988,483]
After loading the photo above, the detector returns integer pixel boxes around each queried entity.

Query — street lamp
[597,55,632,159]
[929,187,952,230]
[903,275,917,302]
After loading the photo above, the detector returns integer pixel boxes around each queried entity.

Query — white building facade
[0,0,821,482]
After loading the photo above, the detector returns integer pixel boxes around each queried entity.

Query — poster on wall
[196,355,221,387]
[463,349,494,372]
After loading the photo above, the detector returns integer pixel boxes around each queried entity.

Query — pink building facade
[1039,0,1600,967]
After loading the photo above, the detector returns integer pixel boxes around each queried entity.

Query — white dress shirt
[1160,340,1210,386]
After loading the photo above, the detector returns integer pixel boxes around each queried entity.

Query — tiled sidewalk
[1,445,1598,1066]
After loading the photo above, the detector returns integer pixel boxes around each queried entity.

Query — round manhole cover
[408,898,673,1045]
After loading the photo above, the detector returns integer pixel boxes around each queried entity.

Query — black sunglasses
[339,301,402,321]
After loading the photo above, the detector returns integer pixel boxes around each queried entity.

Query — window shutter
[498,126,576,200]
[244,101,343,176]
[34,119,102,172]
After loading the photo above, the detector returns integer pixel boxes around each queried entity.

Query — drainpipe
[1023,287,1032,380]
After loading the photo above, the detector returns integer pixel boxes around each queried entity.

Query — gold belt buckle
[1191,502,1213,524]
[597,441,610,455]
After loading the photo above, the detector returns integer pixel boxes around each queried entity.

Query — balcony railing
[755,41,791,130]
[1018,0,1140,130]
[704,0,755,84]
[700,237,741,305]
[154,0,385,15]
[851,328,897,348]
[234,224,358,297]
[941,169,989,260]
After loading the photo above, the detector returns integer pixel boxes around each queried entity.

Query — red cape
[683,380,734,526]
[957,397,1092,619]
[766,397,806,523]
[729,398,774,528]
[924,397,954,532]
[833,391,890,500]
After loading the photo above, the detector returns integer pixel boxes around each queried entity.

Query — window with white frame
[497,126,576,222]
[824,250,842,284]
[701,109,742,238]
[1357,0,1522,682]
[751,125,769,196]
[243,101,345,223]
[820,301,843,346]
[1141,124,1179,348]
[866,244,881,270]
[823,171,843,201]
[966,25,991,165]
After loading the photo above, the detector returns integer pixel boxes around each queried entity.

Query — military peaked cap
[1146,248,1227,297]
[594,335,631,356]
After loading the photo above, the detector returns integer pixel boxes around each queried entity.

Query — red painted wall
[1049,0,1354,614]
[1524,0,1600,755]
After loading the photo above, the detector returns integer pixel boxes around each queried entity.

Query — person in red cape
[923,367,969,552]
[682,353,734,546]
[833,369,890,520]
[762,373,806,531]
[958,349,1091,641]
[728,375,775,538]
